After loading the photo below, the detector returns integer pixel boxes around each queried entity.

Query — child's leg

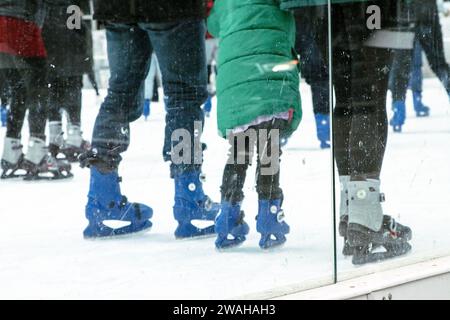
[255,119,290,249]
[220,132,253,204]
[255,120,284,201]
[215,131,253,249]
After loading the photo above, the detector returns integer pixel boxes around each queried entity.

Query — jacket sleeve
[206,2,220,38]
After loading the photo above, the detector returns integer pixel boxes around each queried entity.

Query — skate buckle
[379,193,386,203]
[277,210,286,223]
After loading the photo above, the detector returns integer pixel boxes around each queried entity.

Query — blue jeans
[92,20,207,177]
[409,40,423,93]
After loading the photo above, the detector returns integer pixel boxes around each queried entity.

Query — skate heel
[173,172,220,239]
[256,200,290,250]
[215,202,249,249]
[84,167,153,239]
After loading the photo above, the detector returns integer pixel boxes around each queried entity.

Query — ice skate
[143,98,151,121]
[173,171,220,239]
[60,124,91,162]
[22,137,73,181]
[0,105,7,127]
[1,137,27,179]
[256,199,290,249]
[314,113,330,149]
[338,176,353,256]
[412,91,430,117]
[84,166,153,239]
[215,202,249,249]
[390,101,406,132]
[346,180,412,265]
[48,121,67,160]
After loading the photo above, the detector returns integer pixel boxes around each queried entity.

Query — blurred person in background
[42,0,95,162]
[0,0,72,180]
[389,0,450,132]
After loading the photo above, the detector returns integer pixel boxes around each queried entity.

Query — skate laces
[387,218,399,239]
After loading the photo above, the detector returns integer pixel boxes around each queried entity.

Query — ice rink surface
[0,79,449,299]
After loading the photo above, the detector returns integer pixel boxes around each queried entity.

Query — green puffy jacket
[280,0,368,9]
[208,0,302,138]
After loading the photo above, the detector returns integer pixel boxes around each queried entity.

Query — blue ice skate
[143,99,151,121]
[314,113,330,149]
[1,105,7,127]
[256,199,290,249]
[412,91,430,117]
[390,101,406,133]
[173,171,220,239]
[203,96,213,117]
[84,167,153,238]
[215,202,249,249]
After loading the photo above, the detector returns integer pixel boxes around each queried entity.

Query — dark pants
[91,20,208,177]
[46,75,83,125]
[220,120,287,204]
[390,1,450,101]
[3,59,48,140]
[294,8,330,115]
[311,2,393,179]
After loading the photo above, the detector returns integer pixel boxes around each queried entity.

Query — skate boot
[314,113,331,149]
[23,137,73,181]
[390,101,406,133]
[412,91,430,117]
[256,199,290,249]
[143,99,151,121]
[347,180,412,265]
[1,137,26,179]
[0,105,7,127]
[203,96,213,118]
[338,176,353,256]
[173,171,220,239]
[48,121,65,158]
[61,124,91,162]
[215,202,249,249]
[84,166,153,238]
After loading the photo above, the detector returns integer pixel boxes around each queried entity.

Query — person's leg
[59,76,90,161]
[81,23,153,238]
[389,49,412,131]
[88,23,152,169]
[21,60,73,179]
[145,20,219,239]
[215,131,252,249]
[143,53,156,120]
[416,1,450,98]
[46,75,65,156]
[1,69,27,178]
[4,69,27,140]
[254,119,290,249]
[145,20,208,176]
[409,40,430,116]
[334,1,412,265]
[295,7,331,149]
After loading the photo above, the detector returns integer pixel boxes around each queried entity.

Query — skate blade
[215,241,246,252]
[23,171,74,181]
[175,233,217,241]
[1,172,27,180]
[83,226,152,241]
[352,242,412,265]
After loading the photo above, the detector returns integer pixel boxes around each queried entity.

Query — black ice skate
[348,216,412,265]
[1,137,27,179]
[338,176,353,256]
[346,179,412,265]
[60,139,91,163]
[23,137,73,181]
[60,124,90,162]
